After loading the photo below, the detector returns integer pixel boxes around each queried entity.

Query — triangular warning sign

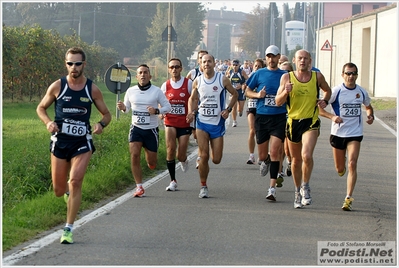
[321,40,333,51]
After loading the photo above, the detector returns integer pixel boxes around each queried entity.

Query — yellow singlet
[287,71,319,120]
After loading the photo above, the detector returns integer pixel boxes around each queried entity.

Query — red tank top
[164,78,190,128]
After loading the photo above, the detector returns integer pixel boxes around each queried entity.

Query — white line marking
[2,149,199,266]
[374,115,397,137]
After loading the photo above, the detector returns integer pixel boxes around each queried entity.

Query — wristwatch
[98,121,106,128]
[226,106,232,112]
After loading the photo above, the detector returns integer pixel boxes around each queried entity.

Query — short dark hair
[65,47,86,61]
[168,58,182,67]
[342,62,358,73]
[197,50,208,60]
[138,64,151,74]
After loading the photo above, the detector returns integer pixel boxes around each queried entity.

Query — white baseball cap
[265,45,280,56]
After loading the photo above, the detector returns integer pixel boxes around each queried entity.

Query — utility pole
[281,3,286,55]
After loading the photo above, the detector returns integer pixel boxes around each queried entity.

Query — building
[201,8,247,60]
[322,2,389,26]
[317,3,397,98]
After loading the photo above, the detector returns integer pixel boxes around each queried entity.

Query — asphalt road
[3,109,397,266]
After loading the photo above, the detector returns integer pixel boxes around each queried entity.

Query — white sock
[65,223,73,232]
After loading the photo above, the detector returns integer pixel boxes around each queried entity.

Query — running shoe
[133,186,146,197]
[239,112,243,117]
[342,197,354,211]
[338,167,346,177]
[300,185,312,206]
[285,162,292,176]
[181,159,189,173]
[166,180,177,191]
[246,155,255,164]
[276,173,284,188]
[266,187,276,201]
[232,120,237,127]
[60,227,73,244]
[259,155,271,176]
[294,191,303,208]
[199,186,209,198]
[196,157,200,169]
[64,192,69,204]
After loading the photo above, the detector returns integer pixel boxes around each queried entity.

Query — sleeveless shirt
[164,77,191,128]
[287,71,320,120]
[54,77,93,141]
[197,72,227,126]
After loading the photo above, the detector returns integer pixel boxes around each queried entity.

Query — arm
[91,83,112,134]
[117,89,131,113]
[158,89,172,114]
[275,73,291,106]
[36,80,60,133]
[223,76,238,118]
[186,79,199,123]
[316,72,331,109]
[365,104,374,125]
[318,105,343,124]
[185,70,193,80]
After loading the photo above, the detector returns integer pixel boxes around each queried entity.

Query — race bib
[248,98,257,108]
[133,111,150,125]
[200,104,218,117]
[342,103,361,117]
[170,104,185,115]
[61,122,87,136]
[264,94,277,107]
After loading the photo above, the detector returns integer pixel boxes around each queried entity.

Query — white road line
[374,115,397,137]
[2,148,199,266]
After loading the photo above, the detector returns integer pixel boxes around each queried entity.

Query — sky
[202,1,297,14]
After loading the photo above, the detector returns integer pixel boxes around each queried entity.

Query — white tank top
[197,72,227,126]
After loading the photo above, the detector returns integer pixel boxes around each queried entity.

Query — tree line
[2,25,118,101]
[3,2,206,68]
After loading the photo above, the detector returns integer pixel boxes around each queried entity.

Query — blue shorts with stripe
[196,118,226,139]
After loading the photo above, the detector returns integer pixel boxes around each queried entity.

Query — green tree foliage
[143,2,206,67]
[238,4,269,59]
[2,2,205,65]
[2,24,118,101]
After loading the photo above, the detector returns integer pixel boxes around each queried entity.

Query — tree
[238,4,269,59]
[143,2,206,67]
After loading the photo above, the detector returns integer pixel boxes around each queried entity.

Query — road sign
[321,40,333,51]
[104,63,132,119]
[162,26,177,42]
[104,63,131,94]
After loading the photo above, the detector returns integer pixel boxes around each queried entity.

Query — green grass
[2,82,177,251]
[371,98,397,111]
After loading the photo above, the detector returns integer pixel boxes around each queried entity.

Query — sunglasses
[168,65,181,69]
[344,71,358,76]
[233,64,238,66]
[66,61,83,66]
